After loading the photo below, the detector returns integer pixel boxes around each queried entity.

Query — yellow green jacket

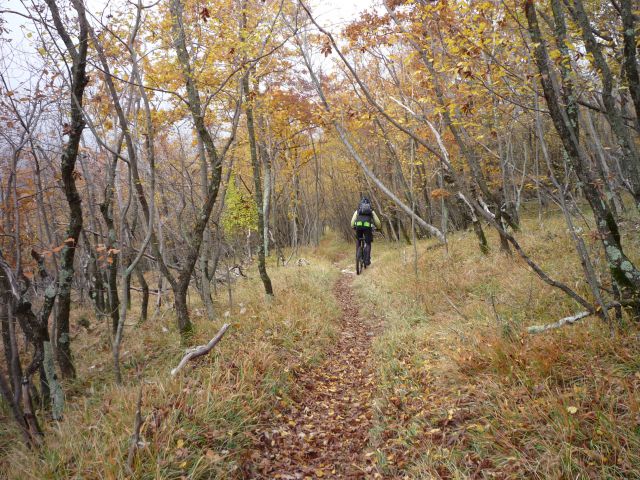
[351,210,382,229]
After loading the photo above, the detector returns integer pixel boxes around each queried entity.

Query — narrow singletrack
[244,273,379,479]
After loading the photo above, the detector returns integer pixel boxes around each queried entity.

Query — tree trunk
[196,136,215,321]
[526,0,640,309]
[135,266,149,323]
[46,0,90,379]
[619,0,640,131]
[169,0,243,338]
[100,149,120,336]
[569,0,640,207]
[243,71,274,296]
[174,283,191,334]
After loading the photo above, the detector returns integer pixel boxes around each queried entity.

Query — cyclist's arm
[372,211,382,229]
[350,210,357,228]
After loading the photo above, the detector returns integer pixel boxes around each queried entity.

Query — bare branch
[170,323,230,376]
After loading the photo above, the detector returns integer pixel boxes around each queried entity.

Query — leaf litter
[243,274,381,479]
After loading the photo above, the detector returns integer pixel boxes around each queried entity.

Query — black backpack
[355,199,374,229]
[358,199,372,216]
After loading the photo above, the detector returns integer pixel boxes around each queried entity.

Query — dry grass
[1,253,340,479]
[2,209,640,479]
[349,209,640,479]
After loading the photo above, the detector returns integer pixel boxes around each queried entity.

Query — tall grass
[1,253,340,479]
[351,211,640,478]
[2,210,639,479]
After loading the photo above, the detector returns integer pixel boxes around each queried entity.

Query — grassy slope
[1,250,341,479]
[350,211,640,479]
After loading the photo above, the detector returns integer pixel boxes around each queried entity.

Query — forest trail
[244,272,381,479]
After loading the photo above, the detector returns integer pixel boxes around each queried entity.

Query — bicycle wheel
[356,240,363,275]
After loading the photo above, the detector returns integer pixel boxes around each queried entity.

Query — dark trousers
[355,227,373,265]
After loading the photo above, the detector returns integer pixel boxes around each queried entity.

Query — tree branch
[170,323,230,376]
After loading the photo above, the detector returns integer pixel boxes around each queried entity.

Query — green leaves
[222,175,258,234]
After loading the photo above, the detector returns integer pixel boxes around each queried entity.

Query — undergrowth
[1,253,340,479]
[2,209,640,479]
[351,210,640,479]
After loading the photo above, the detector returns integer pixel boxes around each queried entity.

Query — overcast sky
[0,0,375,89]
[1,0,375,46]
[314,0,374,27]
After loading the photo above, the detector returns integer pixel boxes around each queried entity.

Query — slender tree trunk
[135,266,149,323]
[568,0,640,207]
[620,0,640,131]
[243,72,274,296]
[0,371,30,445]
[169,0,243,338]
[196,137,215,321]
[46,0,90,379]
[100,147,120,336]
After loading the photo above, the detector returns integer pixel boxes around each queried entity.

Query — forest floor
[243,273,381,479]
[2,210,640,479]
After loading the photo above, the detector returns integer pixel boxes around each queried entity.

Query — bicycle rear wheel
[356,240,363,275]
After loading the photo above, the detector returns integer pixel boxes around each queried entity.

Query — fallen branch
[527,311,592,334]
[170,323,230,376]
[527,302,629,334]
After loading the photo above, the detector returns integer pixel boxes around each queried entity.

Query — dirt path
[243,273,379,479]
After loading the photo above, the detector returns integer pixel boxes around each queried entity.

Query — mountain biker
[350,197,382,267]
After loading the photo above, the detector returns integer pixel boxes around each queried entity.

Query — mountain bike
[355,234,366,275]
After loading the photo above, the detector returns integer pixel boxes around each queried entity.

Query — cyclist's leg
[364,229,373,265]
[355,228,364,256]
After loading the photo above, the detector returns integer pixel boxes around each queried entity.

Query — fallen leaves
[243,275,379,478]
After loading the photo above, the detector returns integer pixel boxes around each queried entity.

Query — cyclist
[350,197,382,267]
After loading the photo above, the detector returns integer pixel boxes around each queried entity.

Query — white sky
[314,0,374,28]
[1,0,375,45]
[0,0,375,90]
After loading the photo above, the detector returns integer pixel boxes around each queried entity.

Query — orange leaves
[431,188,451,200]
[43,237,77,255]
[85,243,121,267]
[320,36,332,57]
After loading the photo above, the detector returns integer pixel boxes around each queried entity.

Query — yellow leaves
[176,438,184,449]
[549,49,563,61]
[566,406,578,415]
